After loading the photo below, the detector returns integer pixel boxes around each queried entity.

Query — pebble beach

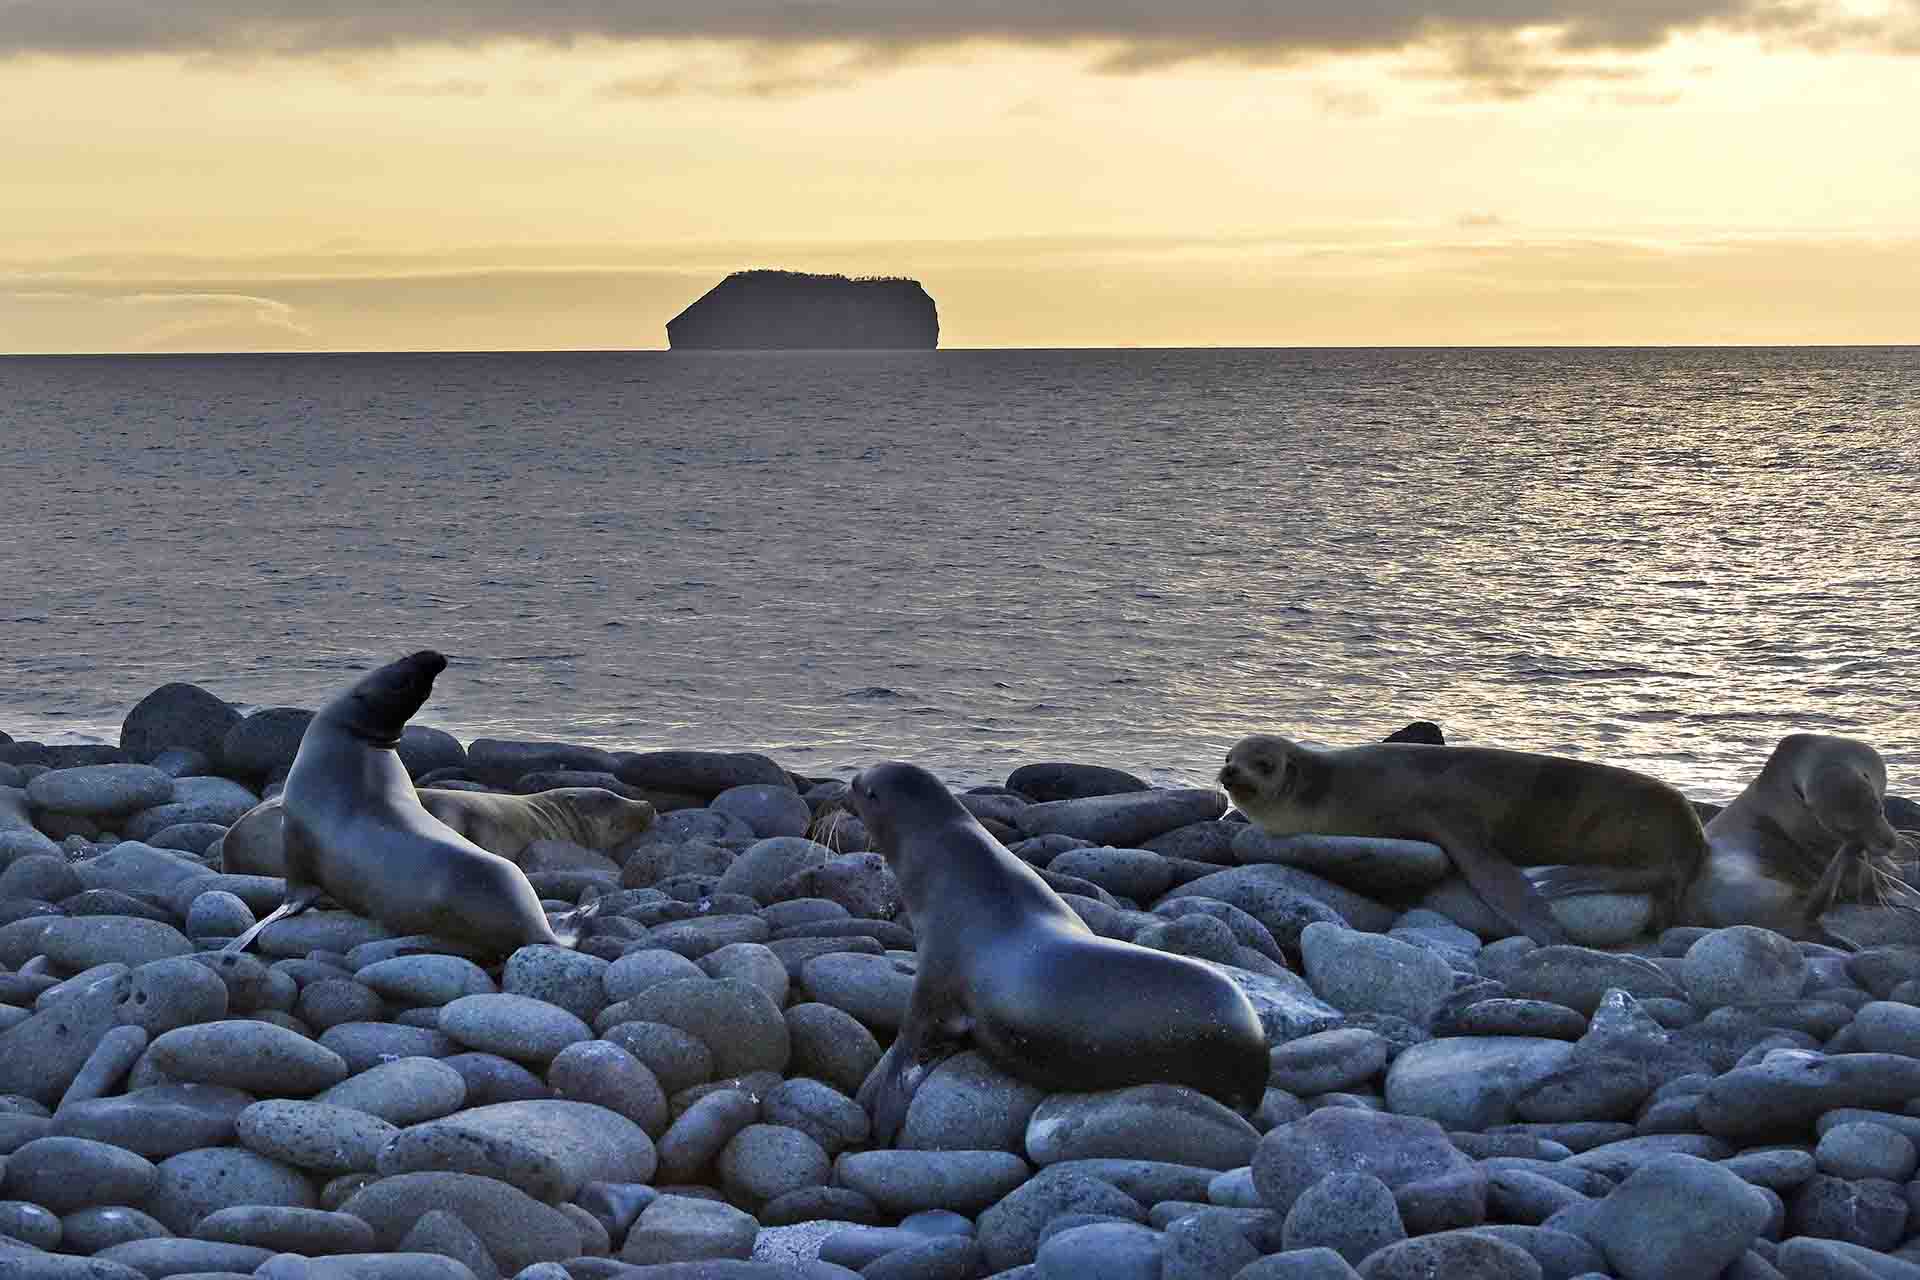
[6,679,1920,1280]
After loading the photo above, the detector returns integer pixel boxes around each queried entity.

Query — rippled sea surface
[3,347,1916,800]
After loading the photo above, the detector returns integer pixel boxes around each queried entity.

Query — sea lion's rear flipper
[858,997,971,1147]
[221,884,321,955]
[1529,866,1670,898]
[1446,836,1571,946]
[549,897,603,950]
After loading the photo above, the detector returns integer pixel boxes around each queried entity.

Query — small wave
[445,653,585,664]
[844,687,908,701]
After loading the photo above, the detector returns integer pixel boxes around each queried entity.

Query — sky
[2,0,1917,351]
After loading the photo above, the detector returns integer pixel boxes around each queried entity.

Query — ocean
[3,346,1916,801]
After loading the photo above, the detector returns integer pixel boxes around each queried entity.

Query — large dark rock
[666,270,939,350]
[1006,763,1151,802]
[219,708,314,782]
[121,683,241,763]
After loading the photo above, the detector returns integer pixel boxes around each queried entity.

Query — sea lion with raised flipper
[1218,735,1708,946]
[1687,733,1916,940]
[221,786,655,878]
[845,761,1269,1146]
[225,650,589,956]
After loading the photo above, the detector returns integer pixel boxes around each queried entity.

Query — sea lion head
[542,787,657,849]
[328,649,447,747]
[847,761,964,859]
[1218,734,1326,832]
[1804,757,1901,859]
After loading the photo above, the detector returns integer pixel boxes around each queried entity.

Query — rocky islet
[0,689,1918,1277]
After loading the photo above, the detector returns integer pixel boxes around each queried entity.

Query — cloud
[0,0,1914,80]
[1,287,318,352]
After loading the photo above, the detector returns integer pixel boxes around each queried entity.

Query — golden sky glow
[3,8,1918,351]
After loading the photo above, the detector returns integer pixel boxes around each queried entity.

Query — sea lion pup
[1688,733,1916,939]
[846,761,1269,1145]
[221,787,655,878]
[1219,734,1709,946]
[225,650,589,956]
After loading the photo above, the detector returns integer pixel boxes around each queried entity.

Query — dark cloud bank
[1,0,1914,64]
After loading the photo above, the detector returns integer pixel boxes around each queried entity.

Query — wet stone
[503,945,610,1024]
[716,1122,831,1209]
[194,1204,377,1255]
[1035,1221,1162,1280]
[1027,1085,1260,1171]
[546,1038,669,1136]
[377,1099,657,1201]
[1815,1121,1918,1181]
[144,1146,319,1235]
[355,954,496,1006]
[3,1136,158,1213]
[835,1149,1031,1217]
[897,1050,1043,1154]
[654,1088,759,1185]
[783,1002,881,1099]
[398,1208,501,1280]
[1253,1106,1475,1217]
[149,1019,349,1094]
[601,1021,714,1098]
[317,1022,458,1075]
[619,1194,758,1265]
[235,1099,398,1174]
[50,1083,252,1160]
[59,1204,171,1254]
[1436,999,1589,1041]
[1789,1174,1910,1251]
[439,993,593,1066]
[1269,1029,1392,1096]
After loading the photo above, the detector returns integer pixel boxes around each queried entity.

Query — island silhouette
[667,270,939,350]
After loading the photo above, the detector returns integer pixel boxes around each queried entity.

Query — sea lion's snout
[1217,762,1242,789]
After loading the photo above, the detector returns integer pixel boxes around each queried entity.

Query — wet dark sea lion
[228,651,584,955]
[221,786,655,878]
[1689,733,1914,938]
[1219,735,1709,945]
[846,761,1269,1145]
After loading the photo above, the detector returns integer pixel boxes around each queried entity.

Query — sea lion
[220,786,655,878]
[846,761,1269,1145]
[1219,735,1709,946]
[1687,733,1916,939]
[226,650,586,956]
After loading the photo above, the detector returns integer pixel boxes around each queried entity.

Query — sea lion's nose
[1218,764,1239,786]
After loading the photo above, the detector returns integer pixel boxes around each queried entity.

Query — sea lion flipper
[1530,866,1669,898]
[549,898,602,950]
[221,884,321,955]
[860,995,970,1147]
[1448,838,1571,946]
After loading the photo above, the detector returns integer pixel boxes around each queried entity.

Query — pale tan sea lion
[221,786,654,878]
[1219,735,1709,945]
[847,761,1269,1145]
[1688,733,1915,939]
[227,651,589,956]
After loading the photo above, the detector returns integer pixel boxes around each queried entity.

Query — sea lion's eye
[1256,760,1273,775]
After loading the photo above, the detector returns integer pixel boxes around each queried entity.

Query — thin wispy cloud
[1,1,1914,81]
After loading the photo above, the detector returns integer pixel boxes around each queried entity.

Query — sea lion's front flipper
[1445,834,1571,946]
[859,996,971,1147]
[221,884,321,954]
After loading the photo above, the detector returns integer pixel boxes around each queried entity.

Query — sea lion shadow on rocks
[226,650,597,958]
[845,761,1270,1146]
[1219,734,1709,946]
[1689,732,1920,947]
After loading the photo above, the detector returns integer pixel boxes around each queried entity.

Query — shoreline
[5,696,1920,1276]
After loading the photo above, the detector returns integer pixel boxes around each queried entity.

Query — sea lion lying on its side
[1220,734,1709,945]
